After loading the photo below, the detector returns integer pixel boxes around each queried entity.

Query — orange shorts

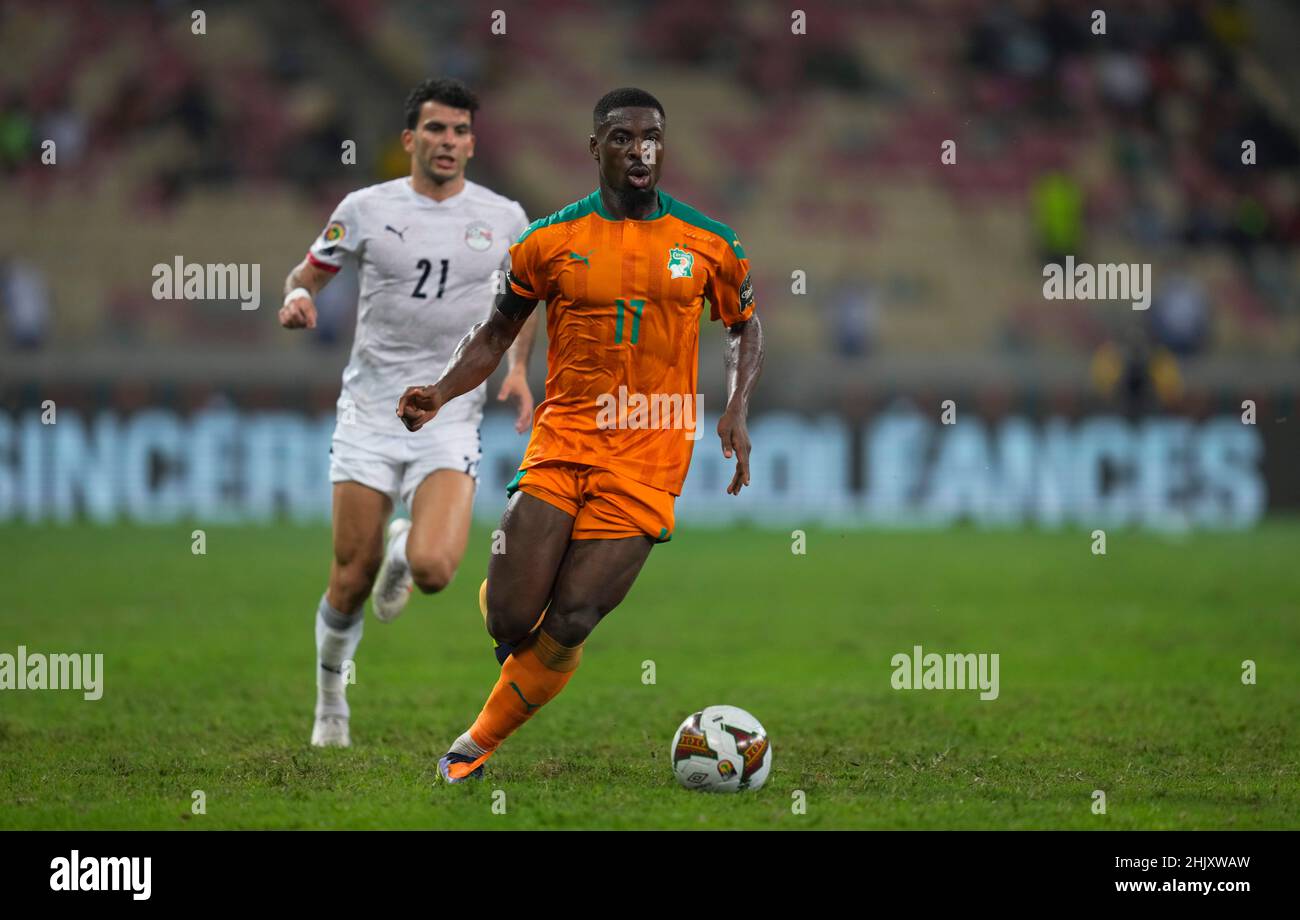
[506,461,675,542]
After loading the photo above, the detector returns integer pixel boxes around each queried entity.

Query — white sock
[449,730,487,760]
[316,594,363,718]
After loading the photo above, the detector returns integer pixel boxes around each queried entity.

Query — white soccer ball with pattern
[670,705,771,793]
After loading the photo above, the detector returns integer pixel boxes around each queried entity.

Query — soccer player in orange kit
[397,87,764,783]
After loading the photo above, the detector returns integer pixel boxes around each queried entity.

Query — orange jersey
[508,189,756,495]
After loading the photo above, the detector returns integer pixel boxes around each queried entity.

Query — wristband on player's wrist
[283,287,312,307]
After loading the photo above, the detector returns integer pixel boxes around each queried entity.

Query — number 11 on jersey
[614,298,645,345]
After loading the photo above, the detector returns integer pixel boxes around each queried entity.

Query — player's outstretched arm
[278,259,335,330]
[398,287,539,432]
[718,314,764,495]
[498,307,542,433]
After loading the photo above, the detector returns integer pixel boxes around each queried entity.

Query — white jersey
[308,177,529,434]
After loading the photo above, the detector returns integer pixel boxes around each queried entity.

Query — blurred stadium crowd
[2,0,1298,394]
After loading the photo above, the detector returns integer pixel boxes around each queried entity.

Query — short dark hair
[405,78,479,129]
[592,87,665,130]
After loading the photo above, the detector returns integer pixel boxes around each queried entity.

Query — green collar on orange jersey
[591,188,670,222]
[518,188,745,259]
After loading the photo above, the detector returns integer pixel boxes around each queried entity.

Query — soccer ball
[670,705,771,793]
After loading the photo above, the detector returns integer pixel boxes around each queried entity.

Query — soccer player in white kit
[278,79,540,748]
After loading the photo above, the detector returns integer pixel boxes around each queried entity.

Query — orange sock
[449,630,582,778]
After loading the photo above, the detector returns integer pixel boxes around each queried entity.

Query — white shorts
[329,415,481,509]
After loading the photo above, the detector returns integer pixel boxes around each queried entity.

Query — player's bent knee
[329,575,371,613]
[485,605,535,646]
[409,550,456,594]
[331,554,382,608]
[542,604,600,647]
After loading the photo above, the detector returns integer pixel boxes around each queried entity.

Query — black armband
[496,275,538,321]
[739,273,755,311]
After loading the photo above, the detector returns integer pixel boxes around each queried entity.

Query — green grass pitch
[1,521,1297,829]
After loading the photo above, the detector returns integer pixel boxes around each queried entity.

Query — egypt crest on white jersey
[307,178,529,505]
